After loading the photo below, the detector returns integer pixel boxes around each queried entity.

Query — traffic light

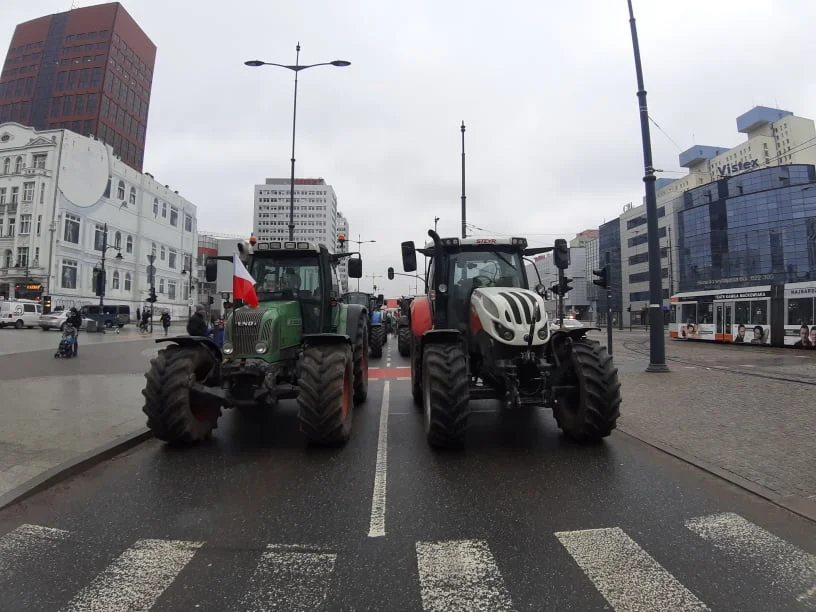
[559,276,573,295]
[94,269,106,297]
[43,295,52,313]
[593,266,609,289]
[148,287,157,303]
[627,305,631,312]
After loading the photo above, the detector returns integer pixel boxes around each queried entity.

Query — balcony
[22,167,51,178]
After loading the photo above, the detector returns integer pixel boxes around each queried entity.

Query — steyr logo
[717,159,759,176]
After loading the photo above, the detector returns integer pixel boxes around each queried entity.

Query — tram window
[751,300,768,325]
[670,305,677,324]
[787,298,814,325]
[681,303,697,325]
[698,302,714,324]
[735,301,751,324]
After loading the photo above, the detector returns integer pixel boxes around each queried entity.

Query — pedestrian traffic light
[148,287,157,303]
[593,266,609,289]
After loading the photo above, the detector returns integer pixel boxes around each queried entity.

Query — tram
[669,281,816,348]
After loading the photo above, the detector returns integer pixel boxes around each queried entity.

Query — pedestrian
[136,307,141,323]
[187,303,209,337]
[160,311,171,336]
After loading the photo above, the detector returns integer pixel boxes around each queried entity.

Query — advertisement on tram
[784,282,816,348]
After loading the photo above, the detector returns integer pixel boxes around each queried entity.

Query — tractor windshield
[343,293,369,307]
[447,249,526,315]
[250,254,321,301]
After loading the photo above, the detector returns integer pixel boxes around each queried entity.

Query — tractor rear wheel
[142,344,222,444]
[298,343,353,445]
[370,325,384,358]
[398,325,411,357]
[552,338,621,443]
[422,343,470,449]
[352,317,369,405]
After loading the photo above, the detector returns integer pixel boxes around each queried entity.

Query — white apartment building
[0,122,198,319]
[253,177,340,247]
[335,211,349,293]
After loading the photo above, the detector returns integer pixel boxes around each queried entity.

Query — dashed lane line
[368,381,390,538]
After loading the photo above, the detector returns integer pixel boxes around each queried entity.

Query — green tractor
[141,239,368,446]
[342,291,386,358]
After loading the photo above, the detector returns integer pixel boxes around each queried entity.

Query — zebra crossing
[0,512,814,610]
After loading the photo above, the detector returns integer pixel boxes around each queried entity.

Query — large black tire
[352,316,369,405]
[398,326,411,357]
[142,345,222,444]
[552,338,621,443]
[370,325,384,358]
[297,343,353,445]
[410,336,422,408]
[422,343,470,449]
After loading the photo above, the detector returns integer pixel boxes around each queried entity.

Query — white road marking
[368,381,390,537]
[0,524,69,578]
[63,538,203,611]
[239,545,337,611]
[415,539,514,611]
[555,527,709,611]
[686,512,816,606]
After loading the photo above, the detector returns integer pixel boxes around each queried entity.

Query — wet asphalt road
[1,333,815,611]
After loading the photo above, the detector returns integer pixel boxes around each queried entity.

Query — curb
[0,428,153,511]
[617,426,816,524]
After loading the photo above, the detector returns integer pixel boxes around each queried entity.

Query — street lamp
[245,44,351,241]
[95,222,123,333]
[347,234,376,290]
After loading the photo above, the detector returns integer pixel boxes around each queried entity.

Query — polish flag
[233,253,259,308]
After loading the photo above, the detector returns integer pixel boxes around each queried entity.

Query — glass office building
[676,164,816,292]
[597,217,622,324]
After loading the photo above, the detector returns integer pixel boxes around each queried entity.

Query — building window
[36,215,41,235]
[170,206,178,227]
[64,213,80,243]
[33,153,47,169]
[34,247,39,265]
[114,231,121,249]
[94,224,105,251]
[22,182,34,202]
[153,198,159,216]
[61,259,78,289]
[3,249,11,268]
[117,180,125,200]
[39,183,45,204]
[10,186,18,204]
[2,158,9,174]
[19,214,31,235]
[183,253,192,272]
[124,272,132,291]
[151,242,157,256]
[0,188,5,204]
[159,278,165,293]
[184,214,193,232]
[111,270,120,290]
[126,235,133,253]
[162,202,167,218]
[16,247,29,267]
[7,217,15,237]
[168,281,177,300]
[160,246,166,261]
[129,186,136,205]
[14,156,22,173]
[168,249,177,269]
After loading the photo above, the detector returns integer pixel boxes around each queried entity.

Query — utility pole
[460,121,467,240]
[627,0,668,372]
[434,216,439,233]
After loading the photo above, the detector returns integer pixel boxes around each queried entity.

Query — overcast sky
[4,0,816,294]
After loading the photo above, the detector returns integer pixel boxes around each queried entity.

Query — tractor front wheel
[552,338,621,443]
[369,325,384,358]
[298,343,354,445]
[398,326,411,357]
[142,344,222,444]
[422,343,470,449]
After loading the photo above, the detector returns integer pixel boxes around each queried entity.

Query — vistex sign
[716,159,760,176]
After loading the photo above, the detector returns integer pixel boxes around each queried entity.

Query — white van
[0,298,44,329]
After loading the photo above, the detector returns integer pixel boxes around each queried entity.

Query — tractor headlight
[254,341,268,354]
[538,323,548,340]
[223,342,234,355]
[438,283,448,293]
[493,322,515,342]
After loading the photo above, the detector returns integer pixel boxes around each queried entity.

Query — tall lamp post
[626,0,668,373]
[95,222,123,333]
[347,234,376,290]
[245,45,351,241]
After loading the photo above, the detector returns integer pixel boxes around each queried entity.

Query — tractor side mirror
[205,258,218,282]
[377,294,384,307]
[553,239,570,270]
[401,241,417,272]
[535,283,550,301]
[348,257,362,278]
[388,266,395,280]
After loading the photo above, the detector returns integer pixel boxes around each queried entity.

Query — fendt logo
[236,321,258,327]
[716,159,759,176]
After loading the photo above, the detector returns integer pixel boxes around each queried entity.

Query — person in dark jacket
[66,307,82,356]
[187,304,209,337]
[160,311,171,336]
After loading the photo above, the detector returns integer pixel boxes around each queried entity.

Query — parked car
[560,317,586,329]
[39,310,93,331]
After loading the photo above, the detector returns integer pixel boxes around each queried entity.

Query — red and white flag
[233,253,259,308]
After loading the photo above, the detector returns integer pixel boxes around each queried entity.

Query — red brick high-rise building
[0,2,155,171]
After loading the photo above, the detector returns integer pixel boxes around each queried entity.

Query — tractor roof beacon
[141,238,368,448]
[399,229,621,449]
